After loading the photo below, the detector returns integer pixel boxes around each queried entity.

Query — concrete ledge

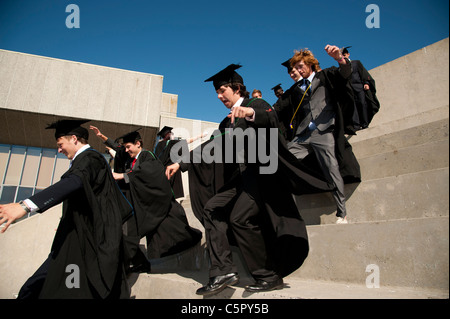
[130,272,449,299]
[348,104,449,145]
[297,167,449,225]
[351,117,449,159]
[357,139,448,180]
[141,216,449,292]
[0,205,61,299]
[294,216,449,290]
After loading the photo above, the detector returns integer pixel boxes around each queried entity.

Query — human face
[289,68,302,82]
[293,60,313,79]
[275,88,284,98]
[56,136,78,160]
[124,142,141,158]
[216,85,241,109]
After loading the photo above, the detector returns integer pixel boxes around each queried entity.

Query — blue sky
[0,0,448,123]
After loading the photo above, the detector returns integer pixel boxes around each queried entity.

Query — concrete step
[350,117,449,159]
[348,104,449,146]
[297,167,449,225]
[129,271,449,299]
[181,167,449,226]
[356,138,448,181]
[145,214,449,292]
[293,216,449,291]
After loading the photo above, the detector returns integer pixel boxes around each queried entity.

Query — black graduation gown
[353,60,381,127]
[316,66,362,183]
[104,138,132,197]
[38,149,132,299]
[274,67,361,184]
[183,98,334,277]
[155,139,185,199]
[127,150,201,259]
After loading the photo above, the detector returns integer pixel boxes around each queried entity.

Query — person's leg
[122,214,150,273]
[230,167,283,292]
[17,255,51,299]
[203,187,238,278]
[310,131,347,218]
[196,188,240,296]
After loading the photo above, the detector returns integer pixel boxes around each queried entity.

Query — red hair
[290,48,321,72]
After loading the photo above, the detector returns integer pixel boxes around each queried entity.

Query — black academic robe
[274,65,361,184]
[33,149,132,299]
[104,138,132,197]
[352,60,381,127]
[316,65,362,183]
[182,98,334,277]
[126,150,201,259]
[155,139,185,199]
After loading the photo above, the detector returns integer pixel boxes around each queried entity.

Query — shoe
[245,278,284,292]
[196,273,240,296]
[336,216,348,224]
[126,262,151,274]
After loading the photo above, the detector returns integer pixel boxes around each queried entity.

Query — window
[0,144,70,220]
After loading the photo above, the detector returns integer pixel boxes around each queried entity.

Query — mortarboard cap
[271,83,283,92]
[46,119,90,140]
[157,126,173,138]
[116,128,142,144]
[204,64,244,90]
[281,59,292,72]
[342,46,352,55]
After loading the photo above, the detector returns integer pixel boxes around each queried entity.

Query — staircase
[0,39,448,300]
[130,39,450,299]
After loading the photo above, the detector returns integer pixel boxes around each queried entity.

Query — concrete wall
[0,50,165,128]
[350,37,449,143]
[0,205,62,298]
[160,93,178,118]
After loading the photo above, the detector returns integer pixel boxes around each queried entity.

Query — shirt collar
[72,144,90,162]
[231,97,244,109]
[69,144,90,167]
[307,72,316,83]
[134,150,142,160]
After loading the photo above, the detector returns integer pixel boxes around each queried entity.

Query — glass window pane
[36,149,56,188]
[20,147,41,187]
[0,186,17,204]
[0,144,11,183]
[4,146,26,185]
[16,186,34,202]
[53,152,70,183]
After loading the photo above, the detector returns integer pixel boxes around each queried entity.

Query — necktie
[305,79,310,86]
[303,79,310,91]
[131,158,137,168]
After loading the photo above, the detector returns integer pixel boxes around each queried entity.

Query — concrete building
[0,49,218,210]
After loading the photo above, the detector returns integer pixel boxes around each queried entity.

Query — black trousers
[203,166,278,282]
[17,255,51,299]
[122,215,150,268]
[354,89,369,127]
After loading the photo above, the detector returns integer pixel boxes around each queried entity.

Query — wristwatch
[19,200,31,214]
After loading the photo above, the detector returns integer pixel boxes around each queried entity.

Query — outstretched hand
[89,125,101,136]
[0,203,27,233]
[227,106,255,124]
[89,125,108,142]
[325,44,343,61]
